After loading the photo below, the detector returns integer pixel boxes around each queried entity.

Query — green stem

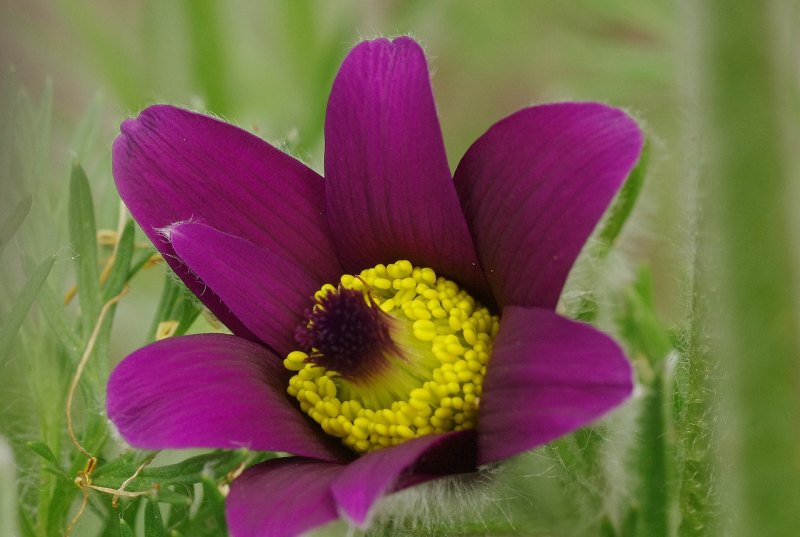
[636,372,669,537]
[701,1,800,534]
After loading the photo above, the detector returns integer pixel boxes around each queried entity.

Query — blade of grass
[594,142,649,257]
[21,254,81,358]
[181,0,229,114]
[144,500,165,537]
[102,220,135,302]
[68,163,101,338]
[0,194,32,259]
[0,255,55,361]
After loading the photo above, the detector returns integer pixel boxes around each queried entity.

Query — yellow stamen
[284,260,499,454]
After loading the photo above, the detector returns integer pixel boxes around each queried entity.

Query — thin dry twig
[65,286,128,459]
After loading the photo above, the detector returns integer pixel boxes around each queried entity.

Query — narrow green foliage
[280,1,350,154]
[619,267,673,369]
[0,194,32,259]
[26,441,60,468]
[28,269,82,360]
[618,268,673,536]
[55,0,143,109]
[572,144,649,322]
[146,274,201,342]
[0,255,55,361]
[182,0,230,114]
[102,220,136,302]
[595,142,649,257]
[17,507,36,537]
[68,162,101,337]
[120,519,135,537]
[633,372,669,537]
[92,450,250,492]
[200,476,228,532]
[70,94,104,164]
[144,500,165,537]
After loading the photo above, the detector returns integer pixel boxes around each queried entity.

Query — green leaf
[92,451,250,492]
[17,506,36,537]
[145,500,165,537]
[0,193,32,259]
[154,489,194,507]
[70,93,104,163]
[26,440,59,467]
[619,266,673,368]
[633,371,670,536]
[68,162,101,336]
[0,255,55,361]
[120,518,135,537]
[127,247,158,281]
[594,141,649,258]
[198,476,227,531]
[26,271,82,359]
[173,296,202,338]
[102,219,136,301]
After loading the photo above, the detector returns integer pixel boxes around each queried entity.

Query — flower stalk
[700,0,800,534]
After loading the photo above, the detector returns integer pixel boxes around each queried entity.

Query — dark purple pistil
[294,287,398,381]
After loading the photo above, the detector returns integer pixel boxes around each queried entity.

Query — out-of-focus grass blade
[68,162,101,336]
[128,248,158,281]
[199,475,227,530]
[619,266,673,368]
[594,141,649,258]
[26,440,59,468]
[144,500,165,537]
[0,437,17,537]
[102,220,135,301]
[30,280,82,359]
[55,0,143,110]
[146,275,182,343]
[569,142,649,322]
[633,372,669,536]
[21,254,81,357]
[182,0,229,114]
[0,255,55,361]
[70,93,104,164]
[0,194,32,259]
[18,507,36,537]
[120,519,135,537]
[146,273,202,342]
[173,297,202,338]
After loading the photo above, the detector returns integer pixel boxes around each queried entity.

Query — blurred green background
[3,1,772,536]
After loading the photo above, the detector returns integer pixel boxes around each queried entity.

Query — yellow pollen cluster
[283,260,499,454]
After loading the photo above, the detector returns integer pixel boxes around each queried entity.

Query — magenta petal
[324,37,488,296]
[169,223,319,356]
[226,458,344,537]
[454,103,643,309]
[114,105,341,335]
[477,306,633,465]
[107,334,346,462]
[331,430,476,526]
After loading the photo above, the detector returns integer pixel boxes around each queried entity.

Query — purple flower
[107,36,642,537]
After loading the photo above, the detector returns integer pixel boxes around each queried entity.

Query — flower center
[283,260,499,454]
